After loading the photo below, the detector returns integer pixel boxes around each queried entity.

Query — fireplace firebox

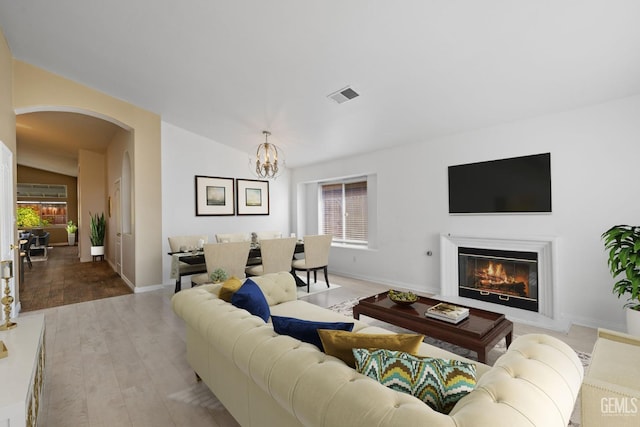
[458,247,539,312]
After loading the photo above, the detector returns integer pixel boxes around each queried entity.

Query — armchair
[581,328,640,426]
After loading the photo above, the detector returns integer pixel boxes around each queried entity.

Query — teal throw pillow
[231,278,270,322]
[271,316,354,350]
[352,348,476,414]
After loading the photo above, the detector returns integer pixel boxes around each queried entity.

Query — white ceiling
[1,1,640,169]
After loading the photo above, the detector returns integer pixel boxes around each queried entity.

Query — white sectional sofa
[171,271,584,427]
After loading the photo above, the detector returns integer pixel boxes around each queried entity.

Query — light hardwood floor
[25,274,597,426]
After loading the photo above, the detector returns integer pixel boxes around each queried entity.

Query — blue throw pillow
[271,316,354,350]
[231,278,270,322]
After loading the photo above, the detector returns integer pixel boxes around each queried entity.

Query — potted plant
[89,212,106,257]
[209,268,228,284]
[602,224,640,335]
[66,220,78,246]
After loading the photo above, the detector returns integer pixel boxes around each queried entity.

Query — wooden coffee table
[353,292,513,364]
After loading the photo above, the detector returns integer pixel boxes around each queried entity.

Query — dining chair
[255,231,282,242]
[191,241,251,286]
[246,237,297,276]
[20,233,35,270]
[30,231,50,258]
[291,234,333,293]
[215,233,251,243]
[169,235,209,290]
[168,235,208,252]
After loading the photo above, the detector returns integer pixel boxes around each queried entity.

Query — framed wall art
[195,175,235,216]
[236,178,269,215]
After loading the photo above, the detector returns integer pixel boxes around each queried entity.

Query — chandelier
[254,130,283,179]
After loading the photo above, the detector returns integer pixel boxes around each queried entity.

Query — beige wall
[106,127,134,282]
[12,61,162,287]
[0,34,14,153]
[78,149,106,262]
[0,31,18,301]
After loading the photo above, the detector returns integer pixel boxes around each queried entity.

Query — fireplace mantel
[439,233,569,331]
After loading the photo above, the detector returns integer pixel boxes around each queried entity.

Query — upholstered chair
[581,328,640,426]
[168,235,208,252]
[215,233,251,243]
[255,231,283,242]
[246,237,296,277]
[191,241,251,286]
[291,234,333,292]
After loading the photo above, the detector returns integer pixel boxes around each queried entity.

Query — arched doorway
[12,60,163,290]
[16,109,135,309]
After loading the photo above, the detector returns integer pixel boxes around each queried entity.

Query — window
[321,179,368,245]
[17,201,68,227]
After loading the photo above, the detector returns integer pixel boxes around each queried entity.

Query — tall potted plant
[89,212,106,257]
[66,220,78,246]
[602,224,640,335]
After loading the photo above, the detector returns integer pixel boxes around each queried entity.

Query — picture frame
[195,175,235,216]
[236,178,269,215]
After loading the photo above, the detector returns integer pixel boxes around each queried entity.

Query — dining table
[169,242,305,292]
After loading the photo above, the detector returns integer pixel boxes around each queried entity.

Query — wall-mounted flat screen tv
[448,153,551,214]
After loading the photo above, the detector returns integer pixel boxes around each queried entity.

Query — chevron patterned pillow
[353,348,477,414]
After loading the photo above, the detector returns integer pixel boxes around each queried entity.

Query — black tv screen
[448,153,552,214]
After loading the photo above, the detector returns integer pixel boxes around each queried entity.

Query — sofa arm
[450,334,584,426]
[581,328,640,426]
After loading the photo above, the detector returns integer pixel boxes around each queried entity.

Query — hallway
[19,244,132,312]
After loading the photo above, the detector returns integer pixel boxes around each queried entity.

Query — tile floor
[17,249,597,426]
[20,245,132,312]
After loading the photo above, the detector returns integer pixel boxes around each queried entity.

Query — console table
[0,314,45,426]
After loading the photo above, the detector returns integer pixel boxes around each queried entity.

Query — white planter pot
[626,307,640,336]
[91,246,105,256]
[67,233,76,246]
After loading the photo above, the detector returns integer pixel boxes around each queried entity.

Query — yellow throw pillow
[317,330,424,368]
[218,276,243,302]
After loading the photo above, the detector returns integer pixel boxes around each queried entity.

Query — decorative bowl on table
[388,289,418,306]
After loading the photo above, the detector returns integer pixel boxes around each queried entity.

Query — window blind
[321,179,367,244]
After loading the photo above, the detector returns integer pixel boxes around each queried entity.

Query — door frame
[0,141,18,317]
[113,178,122,276]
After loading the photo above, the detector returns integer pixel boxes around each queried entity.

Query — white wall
[291,94,640,332]
[161,122,291,285]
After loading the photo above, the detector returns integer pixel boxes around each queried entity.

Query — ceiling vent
[327,86,360,104]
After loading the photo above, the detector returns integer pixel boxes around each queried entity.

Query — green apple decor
[602,225,640,334]
[209,268,228,284]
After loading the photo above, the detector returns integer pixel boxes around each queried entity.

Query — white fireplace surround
[439,233,569,331]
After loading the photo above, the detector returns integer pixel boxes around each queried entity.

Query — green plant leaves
[602,225,640,308]
[16,206,41,228]
[89,212,106,246]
